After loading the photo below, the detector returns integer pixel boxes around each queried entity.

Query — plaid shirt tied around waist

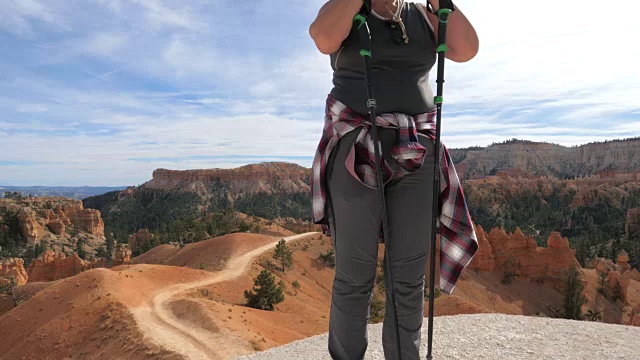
[311,94,478,295]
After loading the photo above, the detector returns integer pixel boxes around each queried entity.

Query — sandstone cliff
[25,249,105,282]
[450,138,640,180]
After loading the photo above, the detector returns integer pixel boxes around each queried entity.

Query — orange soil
[233,212,296,238]
[130,233,278,271]
[189,233,334,351]
[0,263,213,359]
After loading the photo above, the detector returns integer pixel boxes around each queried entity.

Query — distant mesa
[449,137,640,181]
[144,162,311,194]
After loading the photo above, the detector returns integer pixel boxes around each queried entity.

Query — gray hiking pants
[325,127,435,360]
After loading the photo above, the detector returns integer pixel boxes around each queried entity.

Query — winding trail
[130,232,318,360]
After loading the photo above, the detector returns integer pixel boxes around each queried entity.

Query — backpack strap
[360,0,372,16]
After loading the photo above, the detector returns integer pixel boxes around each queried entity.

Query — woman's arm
[422,1,479,63]
[309,0,364,55]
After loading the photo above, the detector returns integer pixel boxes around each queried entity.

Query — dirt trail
[130,232,317,360]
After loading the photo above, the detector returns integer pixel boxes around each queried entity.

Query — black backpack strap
[360,0,372,16]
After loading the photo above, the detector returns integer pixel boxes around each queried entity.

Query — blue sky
[1,0,639,186]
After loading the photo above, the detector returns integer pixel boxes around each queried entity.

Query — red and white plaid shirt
[311,94,478,294]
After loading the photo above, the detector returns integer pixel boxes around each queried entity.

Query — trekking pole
[427,1,454,359]
[353,2,403,359]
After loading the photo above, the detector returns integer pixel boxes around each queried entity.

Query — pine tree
[612,281,623,302]
[106,235,115,267]
[319,249,336,268]
[562,264,587,320]
[272,239,293,273]
[244,270,285,311]
[596,271,607,297]
[292,280,301,296]
[76,239,87,260]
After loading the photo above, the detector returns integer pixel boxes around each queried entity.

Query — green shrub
[318,249,335,268]
[562,264,587,320]
[244,270,285,311]
[273,239,293,273]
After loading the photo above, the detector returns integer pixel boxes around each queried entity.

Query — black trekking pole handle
[427,1,454,359]
[353,6,403,360]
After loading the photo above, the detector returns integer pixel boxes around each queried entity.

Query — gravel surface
[235,313,640,359]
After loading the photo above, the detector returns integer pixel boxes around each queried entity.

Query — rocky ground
[237,313,640,360]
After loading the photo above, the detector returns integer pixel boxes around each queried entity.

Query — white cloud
[16,104,48,113]
[0,0,66,36]
[132,0,205,31]
[84,32,128,57]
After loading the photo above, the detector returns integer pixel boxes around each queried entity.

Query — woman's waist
[329,80,435,116]
[325,92,437,131]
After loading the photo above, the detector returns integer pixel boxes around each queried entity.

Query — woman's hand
[422,1,479,62]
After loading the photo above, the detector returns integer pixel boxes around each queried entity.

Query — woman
[309,1,479,359]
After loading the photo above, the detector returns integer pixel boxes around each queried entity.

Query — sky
[0,0,639,186]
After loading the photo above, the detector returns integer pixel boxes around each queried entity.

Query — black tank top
[329,2,437,116]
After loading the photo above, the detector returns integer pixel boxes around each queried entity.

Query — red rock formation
[483,228,579,289]
[25,250,99,282]
[144,162,311,195]
[128,229,154,254]
[468,225,495,272]
[1,197,105,250]
[70,209,104,237]
[616,250,631,272]
[117,187,136,199]
[622,269,640,282]
[590,255,637,305]
[47,219,66,235]
[53,205,72,226]
[112,243,132,266]
[0,258,28,286]
[626,208,640,238]
[54,203,104,237]
[18,209,43,244]
[42,208,66,235]
[630,304,640,327]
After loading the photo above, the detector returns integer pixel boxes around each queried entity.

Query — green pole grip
[434,96,443,104]
[436,44,448,53]
[353,14,366,28]
[438,8,452,23]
